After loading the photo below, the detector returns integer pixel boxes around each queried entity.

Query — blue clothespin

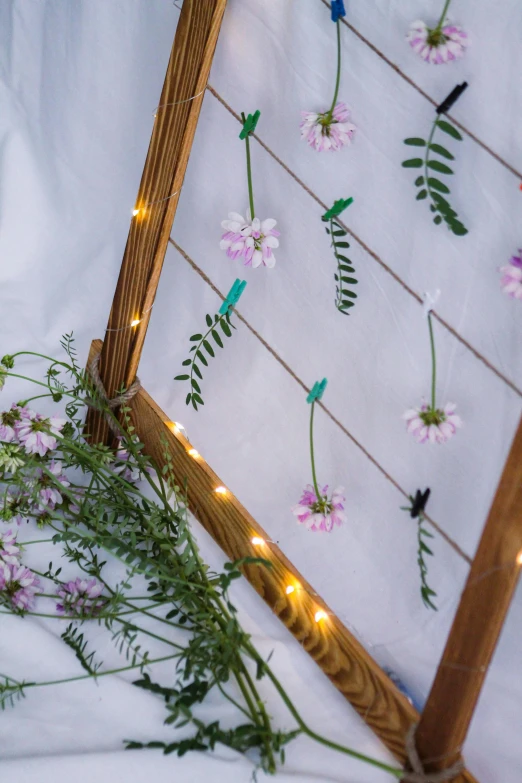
[331,0,346,23]
[219,279,247,316]
[239,110,261,140]
[383,668,424,713]
[306,378,328,404]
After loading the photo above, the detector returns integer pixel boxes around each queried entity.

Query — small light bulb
[132,209,140,216]
[516,550,522,566]
[251,536,265,546]
[314,610,327,623]
[188,448,199,458]
[214,486,227,495]
[130,319,140,327]
[174,422,185,431]
[285,585,295,595]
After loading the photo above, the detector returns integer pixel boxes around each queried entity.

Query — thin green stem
[189,313,231,404]
[424,117,439,215]
[327,21,342,121]
[309,402,321,500]
[241,113,255,219]
[435,0,452,31]
[427,313,437,410]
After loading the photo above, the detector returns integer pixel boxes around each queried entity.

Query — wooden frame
[86,2,522,780]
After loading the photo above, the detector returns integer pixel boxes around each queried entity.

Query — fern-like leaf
[324,217,358,315]
[61,623,103,675]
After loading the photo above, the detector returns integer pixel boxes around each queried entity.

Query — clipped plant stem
[427,313,437,410]
[241,112,256,219]
[309,401,322,500]
[327,21,342,122]
[435,0,452,31]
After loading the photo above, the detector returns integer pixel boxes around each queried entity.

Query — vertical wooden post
[413,414,522,779]
[86,0,227,444]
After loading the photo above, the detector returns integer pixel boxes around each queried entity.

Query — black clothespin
[436,82,468,115]
[409,488,431,519]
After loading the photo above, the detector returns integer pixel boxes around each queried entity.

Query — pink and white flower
[0,404,28,443]
[16,410,65,456]
[407,20,469,64]
[403,402,462,444]
[500,251,522,300]
[36,460,70,510]
[56,577,106,617]
[0,529,21,565]
[291,484,346,532]
[0,561,40,611]
[220,212,280,268]
[300,102,356,152]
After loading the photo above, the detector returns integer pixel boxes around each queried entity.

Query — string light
[285,585,296,595]
[214,486,227,495]
[251,536,265,546]
[188,448,199,458]
[130,318,141,327]
[132,208,141,217]
[314,610,327,623]
[516,550,522,566]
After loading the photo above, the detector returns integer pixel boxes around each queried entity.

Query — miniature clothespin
[436,82,468,115]
[409,488,431,519]
[422,289,440,318]
[306,378,328,404]
[219,279,247,316]
[330,0,346,23]
[322,197,353,222]
[239,110,261,140]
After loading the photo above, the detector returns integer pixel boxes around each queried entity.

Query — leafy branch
[61,623,103,675]
[322,198,357,315]
[401,489,437,611]
[0,675,28,710]
[403,117,467,236]
[174,311,236,411]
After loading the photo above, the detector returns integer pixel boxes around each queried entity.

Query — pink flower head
[16,410,65,457]
[300,102,356,152]
[0,404,28,443]
[403,402,462,444]
[500,251,522,299]
[36,459,70,510]
[0,528,21,565]
[56,577,106,617]
[407,20,469,64]
[0,561,40,611]
[220,212,280,268]
[291,484,346,532]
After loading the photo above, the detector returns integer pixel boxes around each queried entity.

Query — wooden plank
[85,0,227,444]
[414,414,522,780]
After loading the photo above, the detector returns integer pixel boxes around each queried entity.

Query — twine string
[86,351,141,436]
[402,724,464,783]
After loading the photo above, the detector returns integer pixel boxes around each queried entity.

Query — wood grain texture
[85,0,227,444]
[413,414,522,781]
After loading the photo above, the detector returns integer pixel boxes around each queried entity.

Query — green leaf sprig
[401,489,437,611]
[402,84,469,236]
[322,198,357,315]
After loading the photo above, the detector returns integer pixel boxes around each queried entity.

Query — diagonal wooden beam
[413,415,522,781]
[86,0,227,444]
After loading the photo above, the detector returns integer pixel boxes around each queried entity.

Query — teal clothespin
[322,197,353,222]
[306,378,328,404]
[219,279,247,316]
[239,110,261,140]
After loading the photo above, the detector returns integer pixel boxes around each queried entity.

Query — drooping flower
[56,577,106,617]
[221,212,280,268]
[0,444,25,473]
[403,402,462,444]
[300,102,356,152]
[16,410,65,456]
[0,528,21,565]
[500,251,522,299]
[292,484,346,532]
[0,561,40,612]
[0,404,27,443]
[35,459,70,510]
[406,20,469,64]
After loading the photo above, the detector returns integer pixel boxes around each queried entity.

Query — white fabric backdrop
[0,1,521,781]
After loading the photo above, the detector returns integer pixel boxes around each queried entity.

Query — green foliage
[0,676,27,710]
[417,516,437,611]
[402,117,468,237]
[323,216,358,316]
[174,311,236,410]
[61,623,102,675]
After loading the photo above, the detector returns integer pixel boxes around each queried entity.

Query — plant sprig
[61,623,102,675]
[403,117,467,236]
[322,198,357,315]
[401,489,437,611]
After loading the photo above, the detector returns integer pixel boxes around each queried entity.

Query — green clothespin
[219,279,247,316]
[306,378,328,404]
[239,110,261,140]
[322,197,353,222]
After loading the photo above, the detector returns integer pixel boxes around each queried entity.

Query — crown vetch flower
[0,404,28,443]
[16,410,66,456]
[407,20,469,64]
[500,251,522,299]
[403,402,462,444]
[292,484,346,532]
[0,528,21,565]
[36,460,70,510]
[0,561,40,611]
[220,212,280,268]
[300,102,356,152]
[0,444,25,473]
[56,577,106,617]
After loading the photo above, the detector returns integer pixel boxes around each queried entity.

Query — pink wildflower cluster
[300,102,356,152]
[56,577,106,617]
[0,403,65,456]
[0,560,40,612]
[500,251,522,300]
[220,212,280,268]
[403,402,462,444]
[407,20,469,64]
[291,484,346,532]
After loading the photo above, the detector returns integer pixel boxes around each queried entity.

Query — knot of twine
[402,725,464,783]
[86,352,141,435]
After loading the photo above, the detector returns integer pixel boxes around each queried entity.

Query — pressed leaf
[181,359,191,366]
[191,398,198,411]
[196,350,208,367]
[428,160,453,175]
[415,175,425,187]
[221,320,232,337]
[436,120,462,140]
[174,374,189,381]
[193,364,202,380]
[428,177,450,194]
[212,329,223,348]
[429,143,454,160]
[334,241,350,248]
[341,276,358,284]
[185,392,192,405]
[205,314,213,327]
[404,138,426,146]
[192,393,204,405]
[402,158,423,168]
[433,215,443,225]
[342,290,358,299]
[203,340,215,357]
[339,264,355,273]
[450,220,468,236]
[332,229,346,237]
[336,255,351,264]
[416,189,428,200]
[189,334,203,342]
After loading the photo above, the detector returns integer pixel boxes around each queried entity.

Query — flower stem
[427,313,437,410]
[309,402,322,500]
[435,0,452,31]
[327,20,342,122]
[241,112,255,219]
